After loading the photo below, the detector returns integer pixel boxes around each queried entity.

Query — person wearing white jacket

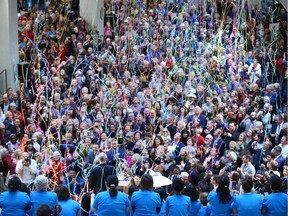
[248,59,261,84]
[16,152,37,184]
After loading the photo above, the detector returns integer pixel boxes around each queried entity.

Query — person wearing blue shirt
[166,178,191,216]
[55,185,81,216]
[0,176,31,216]
[231,177,262,216]
[29,175,58,216]
[261,175,288,216]
[183,184,201,216]
[198,192,211,216]
[91,175,130,216]
[154,187,167,216]
[208,174,234,216]
[131,174,161,216]
[63,168,85,196]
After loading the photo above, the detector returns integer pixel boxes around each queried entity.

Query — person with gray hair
[88,152,116,193]
[29,175,58,216]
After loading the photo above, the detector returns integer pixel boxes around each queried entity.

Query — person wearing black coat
[88,153,115,193]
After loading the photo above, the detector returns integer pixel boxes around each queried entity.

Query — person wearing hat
[29,175,58,216]
[0,176,31,216]
[185,93,197,109]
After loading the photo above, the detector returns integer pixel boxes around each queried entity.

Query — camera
[24,157,29,161]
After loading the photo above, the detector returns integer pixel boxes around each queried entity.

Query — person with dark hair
[165,178,191,216]
[190,163,206,186]
[91,175,130,216]
[261,175,287,216]
[198,192,211,216]
[128,184,139,200]
[272,146,285,171]
[208,174,234,216]
[63,168,85,196]
[237,154,256,179]
[131,174,161,215]
[228,171,240,193]
[154,187,167,216]
[231,177,262,216]
[0,176,31,216]
[182,184,201,216]
[55,185,81,216]
[80,192,92,216]
[36,204,51,216]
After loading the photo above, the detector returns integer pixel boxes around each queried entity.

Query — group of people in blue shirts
[89,172,288,216]
[0,169,287,216]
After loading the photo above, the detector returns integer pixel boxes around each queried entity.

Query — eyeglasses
[163,131,168,132]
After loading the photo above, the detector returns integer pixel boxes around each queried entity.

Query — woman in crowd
[165,178,191,216]
[92,175,130,216]
[0,0,286,215]
[208,174,234,216]
[182,184,201,216]
[231,177,262,216]
[55,185,81,216]
[131,174,161,216]
[154,187,167,216]
[0,176,31,216]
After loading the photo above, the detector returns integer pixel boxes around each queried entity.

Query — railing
[0,69,7,96]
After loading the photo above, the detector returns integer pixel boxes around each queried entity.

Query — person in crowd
[36,204,52,216]
[86,144,100,166]
[63,167,85,196]
[0,0,286,215]
[165,178,191,216]
[15,151,37,184]
[237,154,256,179]
[198,192,211,216]
[88,152,115,193]
[261,175,288,216]
[182,184,201,216]
[154,187,167,216]
[107,139,125,166]
[231,177,262,216]
[131,174,161,216]
[91,175,130,216]
[46,151,65,185]
[29,175,58,216]
[208,174,234,216]
[0,176,31,216]
[55,185,81,216]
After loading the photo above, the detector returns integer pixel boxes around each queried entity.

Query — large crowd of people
[0,0,287,215]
